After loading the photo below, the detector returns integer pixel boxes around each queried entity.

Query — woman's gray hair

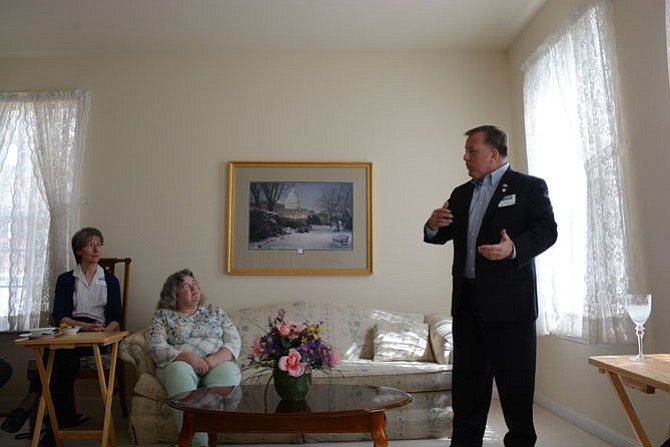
[157,268,207,310]
[71,227,104,264]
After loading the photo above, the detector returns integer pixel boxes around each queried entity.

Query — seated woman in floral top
[147,268,241,446]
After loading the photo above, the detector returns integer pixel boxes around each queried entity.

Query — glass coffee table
[168,383,412,447]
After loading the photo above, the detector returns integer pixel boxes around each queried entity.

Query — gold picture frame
[227,161,373,275]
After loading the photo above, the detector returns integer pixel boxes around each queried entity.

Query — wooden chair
[26,257,132,431]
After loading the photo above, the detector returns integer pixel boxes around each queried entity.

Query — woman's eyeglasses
[179,281,199,291]
[83,242,103,249]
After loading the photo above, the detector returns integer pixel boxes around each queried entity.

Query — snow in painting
[248,181,353,251]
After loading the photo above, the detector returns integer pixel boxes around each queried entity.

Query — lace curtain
[0,90,91,332]
[522,0,632,344]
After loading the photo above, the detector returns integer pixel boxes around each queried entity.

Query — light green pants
[154,360,242,447]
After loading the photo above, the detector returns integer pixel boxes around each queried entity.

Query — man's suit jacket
[425,167,557,322]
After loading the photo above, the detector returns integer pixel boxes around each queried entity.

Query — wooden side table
[15,331,128,447]
[589,354,670,447]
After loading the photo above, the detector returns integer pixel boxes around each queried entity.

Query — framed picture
[227,161,373,275]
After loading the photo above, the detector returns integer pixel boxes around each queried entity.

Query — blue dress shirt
[464,163,509,278]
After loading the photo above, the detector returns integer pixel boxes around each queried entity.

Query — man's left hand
[478,229,514,261]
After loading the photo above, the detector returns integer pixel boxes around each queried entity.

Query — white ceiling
[0,0,549,57]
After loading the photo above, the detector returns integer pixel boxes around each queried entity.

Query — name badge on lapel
[498,194,516,208]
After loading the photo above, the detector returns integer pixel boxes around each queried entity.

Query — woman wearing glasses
[147,268,241,447]
[2,227,122,447]
[52,227,122,333]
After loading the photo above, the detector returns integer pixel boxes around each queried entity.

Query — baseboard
[534,393,638,447]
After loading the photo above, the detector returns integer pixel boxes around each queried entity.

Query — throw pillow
[373,322,434,362]
[425,314,453,365]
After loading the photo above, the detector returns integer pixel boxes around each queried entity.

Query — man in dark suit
[424,125,557,447]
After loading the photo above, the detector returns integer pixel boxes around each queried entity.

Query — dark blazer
[52,269,122,327]
[425,167,557,322]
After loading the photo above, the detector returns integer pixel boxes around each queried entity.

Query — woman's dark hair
[71,227,104,264]
[157,268,207,310]
[465,125,509,157]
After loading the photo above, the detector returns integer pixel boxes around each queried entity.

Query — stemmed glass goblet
[625,293,652,361]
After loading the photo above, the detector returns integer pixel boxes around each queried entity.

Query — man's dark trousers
[450,280,537,447]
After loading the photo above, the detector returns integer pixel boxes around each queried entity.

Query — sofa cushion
[373,323,434,362]
[425,314,453,365]
[316,359,451,392]
[242,359,451,393]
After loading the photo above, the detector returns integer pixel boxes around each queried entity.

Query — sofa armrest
[119,327,156,376]
[425,314,453,365]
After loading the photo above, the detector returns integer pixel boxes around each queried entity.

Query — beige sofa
[119,300,453,444]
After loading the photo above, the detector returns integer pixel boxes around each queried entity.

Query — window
[522,0,632,344]
[0,91,91,332]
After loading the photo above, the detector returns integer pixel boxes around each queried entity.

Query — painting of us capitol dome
[248,181,353,251]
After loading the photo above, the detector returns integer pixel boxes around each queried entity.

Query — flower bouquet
[248,308,341,400]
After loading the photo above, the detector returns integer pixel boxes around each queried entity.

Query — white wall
[509,0,670,444]
[0,50,512,398]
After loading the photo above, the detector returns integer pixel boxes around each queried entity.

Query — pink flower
[278,322,303,338]
[329,348,341,367]
[278,323,292,337]
[251,336,264,357]
[278,349,306,377]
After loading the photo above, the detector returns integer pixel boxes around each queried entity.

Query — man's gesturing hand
[428,200,454,231]
[478,229,514,261]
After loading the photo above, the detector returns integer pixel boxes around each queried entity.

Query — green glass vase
[272,370,312,401]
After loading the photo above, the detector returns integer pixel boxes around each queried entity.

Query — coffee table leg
[178,412,195,447]
[370,412,388,447]
[208,432,217,447]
